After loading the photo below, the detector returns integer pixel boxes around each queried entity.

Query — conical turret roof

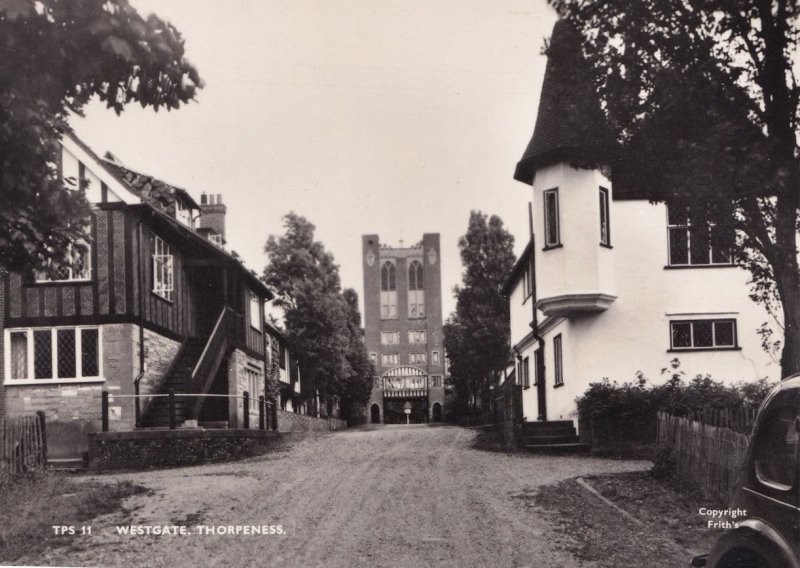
[514,20,616,185]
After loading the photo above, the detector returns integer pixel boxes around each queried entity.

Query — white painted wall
[510,164,780,429]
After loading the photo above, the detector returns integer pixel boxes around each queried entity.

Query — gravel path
[22,424,649,568]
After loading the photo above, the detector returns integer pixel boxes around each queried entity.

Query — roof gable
[514,20,616,185]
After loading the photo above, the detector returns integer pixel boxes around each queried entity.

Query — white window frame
[667,206,733,266]
[543,188,560,248]
[35,239,93,283]
[175,199,193,227]
[410,352,427,365]
[431,375,443,387]
[553,334,563,386]
[381,331,400,345]
[670,319,738,350]
[152,234,174,301]
[249,292,262,331]
[409,330,426,344]
[381,353,399,366]
[4,326,103,385]
[599,187,611,246]
[431,350,440,364]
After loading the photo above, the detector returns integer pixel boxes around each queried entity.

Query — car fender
[707,519,799,568]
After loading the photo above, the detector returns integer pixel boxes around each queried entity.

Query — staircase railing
[189,306,239,418]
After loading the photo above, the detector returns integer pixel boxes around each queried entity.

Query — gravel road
[23,424,648,568]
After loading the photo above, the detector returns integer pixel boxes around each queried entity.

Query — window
[249,292,262,331]
[369,352,377,365]
[431,375,443,387]
[553,334,563,386]
[209,234,224,247]
[175,199,193,227]
[753,401,798,490]
[409,330,426,344]
[6,327,101,382]
[431,350,440,364]
[599,187,611,246]
[244,366,262,409]
[670,319,737,350]
[667,206,733,266]
[410,352,427,365]
[408,260,425,318]
[278,341,286,370]
[380,261,398,319]
[382,353,399,366]
[522,357,530,388]
[522,263,533,301]
[381,331,400,345]
[35,240,92,282]
[152,235,174,301]
[534,350,543,386]
[543,188,560,247]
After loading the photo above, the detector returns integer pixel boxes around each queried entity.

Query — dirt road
[23,425,648,568]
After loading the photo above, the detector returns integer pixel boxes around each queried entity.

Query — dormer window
[175,199,193,228]
[209,234,224,247]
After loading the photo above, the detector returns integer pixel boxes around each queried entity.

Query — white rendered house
[504,21,780,428]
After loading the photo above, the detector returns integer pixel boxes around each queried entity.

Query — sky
[72,0,559,319]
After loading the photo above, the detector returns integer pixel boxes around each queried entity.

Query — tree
[0,0,201,273]
[443,211,516,417]
[262,213,352,412]
[339,288,375,417]
[548,1,800,377]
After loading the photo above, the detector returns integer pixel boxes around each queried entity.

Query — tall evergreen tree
[0,0,201,273]
[444,211,516,417]
[263,213,360,413]
[340,288,375,417]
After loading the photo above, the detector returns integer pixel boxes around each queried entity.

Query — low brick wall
[88,429,283,471]
[276,410,346,432]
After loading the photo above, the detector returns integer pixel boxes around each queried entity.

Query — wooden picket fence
[0,412,47,480]
[657,408,756,502]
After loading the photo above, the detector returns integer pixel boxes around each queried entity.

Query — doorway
[370,404,381,424]
[432,402,442,422]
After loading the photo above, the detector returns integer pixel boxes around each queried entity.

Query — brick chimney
[199,192,226,240]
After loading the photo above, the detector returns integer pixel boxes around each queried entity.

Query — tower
[362,234,445,423]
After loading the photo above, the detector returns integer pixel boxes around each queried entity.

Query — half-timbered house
[0,132,273,460]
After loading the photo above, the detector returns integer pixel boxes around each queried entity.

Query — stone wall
[276,409,346,432]
[227,349,265,428]
[88,428,282,470]
[137,328,181,396]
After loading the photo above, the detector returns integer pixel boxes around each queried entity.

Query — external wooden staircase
[140,337,206,428]
[520,420,588,453]
[139,306,239,429]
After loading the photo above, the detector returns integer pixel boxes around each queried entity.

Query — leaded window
[6,327,101,381]
[380,261,397,319]
[408,260,425,318]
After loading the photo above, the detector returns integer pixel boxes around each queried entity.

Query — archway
[370,404,381,424]
[432,402,442,422]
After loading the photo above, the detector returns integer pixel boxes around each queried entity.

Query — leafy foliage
[577,359,776,428]
[262,214,372,412]
[0,0,201,272]
[443,211,516,417]
[549,0,800,376]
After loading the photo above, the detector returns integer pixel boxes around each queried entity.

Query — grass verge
[0,472,148,563]
[519,471,722,568]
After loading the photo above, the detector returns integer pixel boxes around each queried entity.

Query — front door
[535,349,547,421]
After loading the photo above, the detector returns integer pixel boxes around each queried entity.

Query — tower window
[599,187,611,246]
[380,261,398,319]
[543,188,560,248]
[408,260,425,318]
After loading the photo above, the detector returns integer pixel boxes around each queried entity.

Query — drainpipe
[134,215,146,427]
[528,202,546,421]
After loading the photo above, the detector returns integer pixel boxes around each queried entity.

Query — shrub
[577,360,776,449]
